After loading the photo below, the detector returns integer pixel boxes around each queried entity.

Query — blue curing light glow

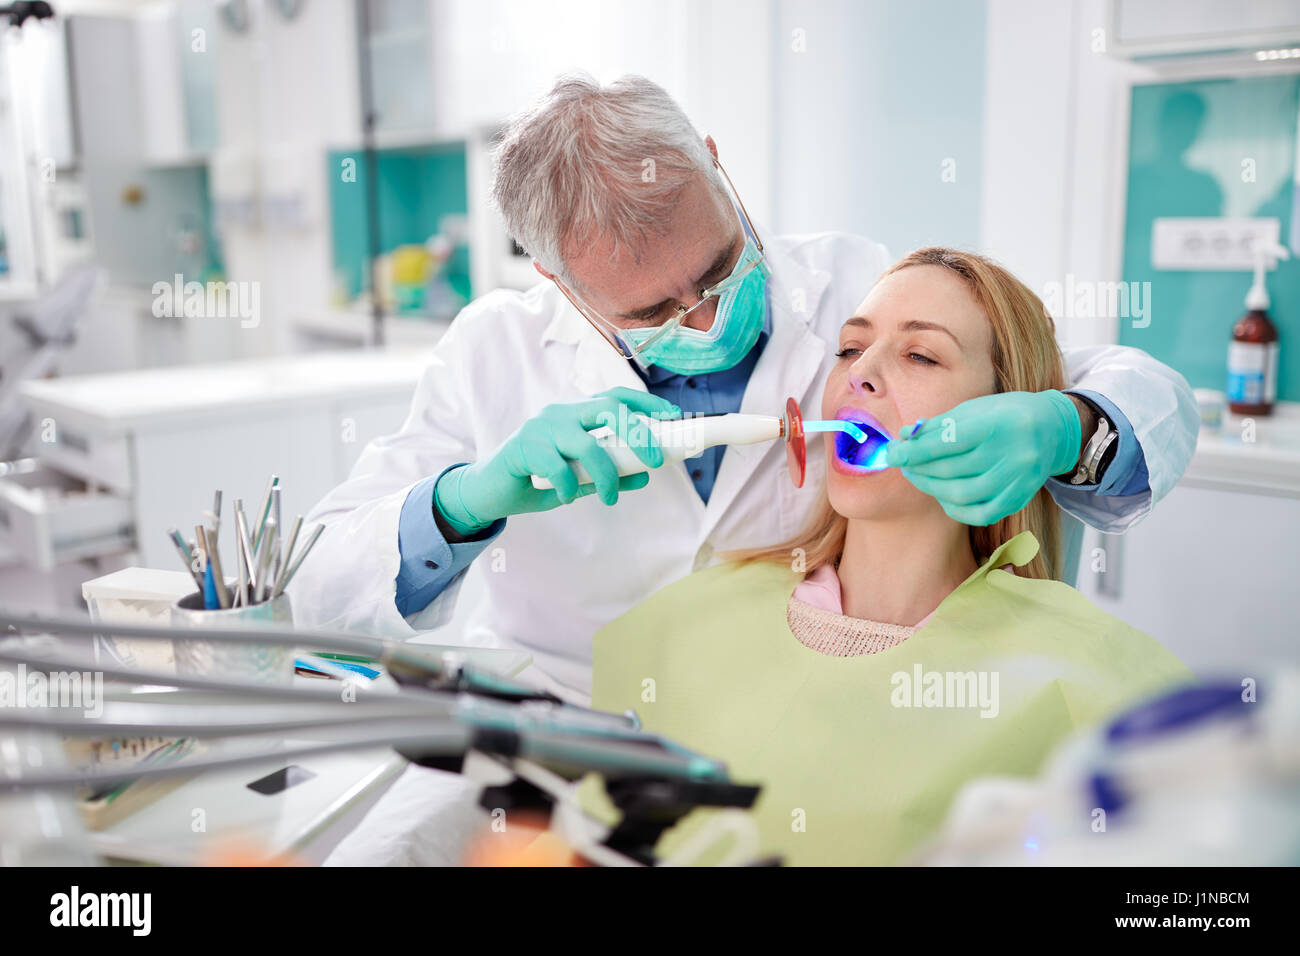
[834,420,891,472]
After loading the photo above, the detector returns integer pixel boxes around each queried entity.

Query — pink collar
[793,562,1015,627]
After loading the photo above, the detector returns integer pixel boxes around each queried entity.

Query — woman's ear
[533,261,555,281]
[705,135,719,161]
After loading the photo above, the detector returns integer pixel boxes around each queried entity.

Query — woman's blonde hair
[739,247,1067,581]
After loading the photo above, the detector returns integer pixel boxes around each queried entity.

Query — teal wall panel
[327,143,470,304]
[1121,74,1300,401]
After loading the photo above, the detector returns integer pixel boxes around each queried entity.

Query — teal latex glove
[885,390,1082,526]
[434,387,679,535]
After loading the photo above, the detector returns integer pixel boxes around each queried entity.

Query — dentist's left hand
[885,390,1083,525]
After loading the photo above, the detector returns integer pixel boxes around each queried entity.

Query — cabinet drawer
[30,420,133,494]
[0,460,135,570]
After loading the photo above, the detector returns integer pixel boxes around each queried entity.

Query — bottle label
[1227,341,1276,405]
[1264,341,1278,405]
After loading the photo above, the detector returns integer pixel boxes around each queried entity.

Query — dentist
[291,74,1197,703]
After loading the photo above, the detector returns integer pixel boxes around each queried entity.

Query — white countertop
[19,347,433,435]
[89,742,407,866]
[1185,401,1300,497]
[293,310,452,347]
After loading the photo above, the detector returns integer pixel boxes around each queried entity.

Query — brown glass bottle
[1227,309,1278,415]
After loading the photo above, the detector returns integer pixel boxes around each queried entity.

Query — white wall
[771,0,988,265]
[419,0,774,227]
[209,0,359,358]
[979,1,1076,308]
[678,0,775,231]
[980,0,1149,349]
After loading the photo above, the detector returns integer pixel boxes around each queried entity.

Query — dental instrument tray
[66,735,208,830]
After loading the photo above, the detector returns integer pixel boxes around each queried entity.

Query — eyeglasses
[553,159,766,359]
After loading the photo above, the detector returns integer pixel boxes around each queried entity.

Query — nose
[847,348,884,395]
[679,295,719,333]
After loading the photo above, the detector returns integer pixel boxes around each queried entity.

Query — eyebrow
[842,315,963,348]
[617,237,740,320]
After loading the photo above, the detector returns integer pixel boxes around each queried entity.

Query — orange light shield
[784,396,806,488]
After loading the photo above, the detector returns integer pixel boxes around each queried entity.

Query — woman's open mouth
[832,406,892,473]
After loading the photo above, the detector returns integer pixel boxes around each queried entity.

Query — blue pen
[203,560,218,610]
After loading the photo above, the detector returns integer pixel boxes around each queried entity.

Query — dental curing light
[528,397,891,491]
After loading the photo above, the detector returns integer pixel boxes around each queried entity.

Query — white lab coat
[290,233,1197,703]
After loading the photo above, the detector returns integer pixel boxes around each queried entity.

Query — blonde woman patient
[589,248,1193,866]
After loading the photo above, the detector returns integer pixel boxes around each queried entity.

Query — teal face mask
[622,240,770,376]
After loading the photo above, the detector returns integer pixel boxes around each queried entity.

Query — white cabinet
[1079,484,1300,676]
[1109,0,1300,57]
[364,0,437,134]
[0,462,133,571]
[136,1,220,166]
[16,348,432,592]
[128,396,411,573]
[1077,409,1300,678]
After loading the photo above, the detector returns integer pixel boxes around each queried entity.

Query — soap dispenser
[1228,241,1289,416]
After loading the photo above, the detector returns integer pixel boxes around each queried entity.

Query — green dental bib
[587,532,1192,865]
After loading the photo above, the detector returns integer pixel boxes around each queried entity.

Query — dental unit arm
[530,396,875,490]
[0,610,771,867]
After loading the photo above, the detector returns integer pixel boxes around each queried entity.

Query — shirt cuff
[1048,389,1150,498]
[395,469,505,617]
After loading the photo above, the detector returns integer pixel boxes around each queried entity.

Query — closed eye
[623,309,671,326]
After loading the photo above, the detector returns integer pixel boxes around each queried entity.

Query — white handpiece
[529,413,784,490]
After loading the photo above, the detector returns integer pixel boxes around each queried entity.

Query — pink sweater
[788,563,1016,657]
[792,564,940,627]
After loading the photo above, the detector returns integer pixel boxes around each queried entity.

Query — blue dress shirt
[1053,389,1148,497]
[630,318,772,504]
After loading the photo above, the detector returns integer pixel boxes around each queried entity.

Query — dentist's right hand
[433,387,679,536]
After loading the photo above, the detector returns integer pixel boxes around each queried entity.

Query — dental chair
[0,264,99,459]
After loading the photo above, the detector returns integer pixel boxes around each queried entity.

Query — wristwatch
[1069,398,1119,485]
